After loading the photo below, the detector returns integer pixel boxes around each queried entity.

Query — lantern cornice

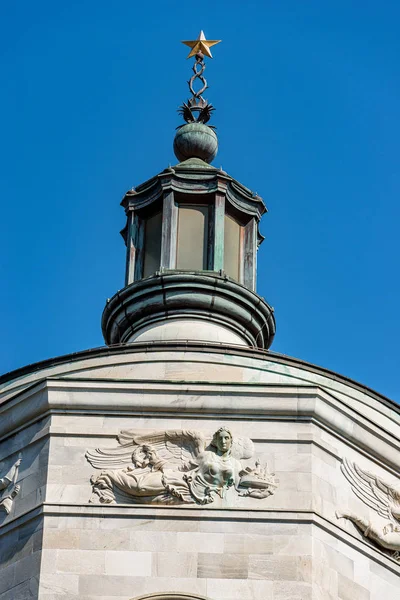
[102,270,275,349]
[121,160,267,221]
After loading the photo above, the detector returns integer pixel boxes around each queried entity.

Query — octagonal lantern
[104,157,275,350]
[121,158,265,291]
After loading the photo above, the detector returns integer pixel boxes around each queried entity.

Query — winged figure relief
[336,457,400,560]
[86,427,277,506]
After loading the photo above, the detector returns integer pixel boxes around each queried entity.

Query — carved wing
[230,436,254,460]
[341,458,400,520]
[86,429,206,471]
[119,429,206,467]
[85,445,135,470]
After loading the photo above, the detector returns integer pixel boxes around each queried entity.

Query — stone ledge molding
[1,380,400,472]
[0,345,398,416]
[2,503,400,576]
[1,347,398,434]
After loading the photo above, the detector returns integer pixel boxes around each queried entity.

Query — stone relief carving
[336,457,400,561]
[0,456,22,515]
[86,427,277,505]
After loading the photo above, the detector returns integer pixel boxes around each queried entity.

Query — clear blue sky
[1,2,399,400]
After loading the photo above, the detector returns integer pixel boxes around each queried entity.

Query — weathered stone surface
[1,345,400,598]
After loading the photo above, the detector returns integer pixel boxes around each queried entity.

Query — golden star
[182,30,221,59]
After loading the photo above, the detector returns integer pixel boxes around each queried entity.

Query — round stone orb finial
[174,123,218,164]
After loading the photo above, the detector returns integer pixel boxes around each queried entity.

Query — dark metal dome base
[102,271,275,350]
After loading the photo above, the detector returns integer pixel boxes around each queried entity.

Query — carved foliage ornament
[337,457,400,561]
[86,428,277,506]
[0,456,22,515]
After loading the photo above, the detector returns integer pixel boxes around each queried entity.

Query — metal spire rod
[178,31,221,127]
[189,52,208,100]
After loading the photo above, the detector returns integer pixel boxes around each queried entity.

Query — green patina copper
[173,122,218,163]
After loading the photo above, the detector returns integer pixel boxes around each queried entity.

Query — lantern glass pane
[224,213,241,281]
[176,205,208,270]
[143,211,162,277]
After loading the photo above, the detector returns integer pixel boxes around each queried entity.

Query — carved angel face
[132,445,157,468]
[213,429,232,454]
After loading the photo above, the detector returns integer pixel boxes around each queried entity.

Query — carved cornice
[1,344,399,422]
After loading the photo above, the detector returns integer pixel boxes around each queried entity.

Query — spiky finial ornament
[174,31,221,163]
[178,31,220,128]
